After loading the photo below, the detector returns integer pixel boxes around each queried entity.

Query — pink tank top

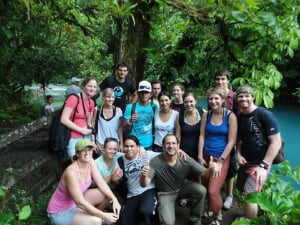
[47,179,91,213]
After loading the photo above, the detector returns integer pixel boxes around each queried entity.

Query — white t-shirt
[96,106,123,144]
[154,110,178,146]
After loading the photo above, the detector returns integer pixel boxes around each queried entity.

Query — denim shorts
[48,205,76,225]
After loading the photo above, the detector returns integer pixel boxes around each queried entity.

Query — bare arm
[140,161,152,187]
[91,160,121,215]
[60,106,91,136]
[263,133,282,165]
[198,111,207,165]
[175,114,181,142]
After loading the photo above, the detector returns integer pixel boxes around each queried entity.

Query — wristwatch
[258,162,269,170]
[218,156,225,163]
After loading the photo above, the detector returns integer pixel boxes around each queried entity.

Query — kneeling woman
[47,139,121,225]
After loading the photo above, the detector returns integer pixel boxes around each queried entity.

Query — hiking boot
[223,195,233,209]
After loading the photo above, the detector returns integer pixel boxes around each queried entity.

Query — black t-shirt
[238,107,280,164]
[100,75,136,112]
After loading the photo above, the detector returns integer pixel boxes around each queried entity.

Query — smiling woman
[60,77,98,158]
[47,139,121,225]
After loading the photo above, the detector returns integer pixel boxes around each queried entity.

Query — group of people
[46,61,282,225]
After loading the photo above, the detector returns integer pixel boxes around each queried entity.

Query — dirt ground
[0,126,243,225]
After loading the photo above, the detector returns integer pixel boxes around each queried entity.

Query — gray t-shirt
[148,154,205,192]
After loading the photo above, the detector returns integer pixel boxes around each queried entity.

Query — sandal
[209,219,221,225]
[202,211,214,218]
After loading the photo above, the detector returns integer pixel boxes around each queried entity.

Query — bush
[232,161,300,225]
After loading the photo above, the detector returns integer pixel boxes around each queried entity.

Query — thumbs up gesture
[141,160,150,177]
[208,156,219,177]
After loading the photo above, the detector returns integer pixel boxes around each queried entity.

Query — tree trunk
[123,1,155,84]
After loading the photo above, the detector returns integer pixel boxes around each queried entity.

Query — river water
[197,99,300,168]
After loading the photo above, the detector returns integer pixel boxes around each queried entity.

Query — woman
[171,83,185,113]
[198,87,237,225]
[153,91,178,152]
[94,137,124,186]
[47,139,121,225]
[93,88,123,153]
[118,135,159,225]
[176,92,205,161]
[61,77,98,158]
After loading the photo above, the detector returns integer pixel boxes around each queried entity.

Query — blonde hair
[102,88,114,97]
[207,86,226,99]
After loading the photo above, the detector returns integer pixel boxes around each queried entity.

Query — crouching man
[140,134,218,225]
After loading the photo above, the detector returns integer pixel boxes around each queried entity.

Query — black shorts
[226,149,238,179]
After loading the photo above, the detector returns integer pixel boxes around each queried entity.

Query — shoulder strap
[131,102,136,116]
[117,157,127,181]
[93,107,101,133]
[64,93,80,122]
[113,105,116,117]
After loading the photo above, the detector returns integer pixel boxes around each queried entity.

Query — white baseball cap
[138,80,152,92]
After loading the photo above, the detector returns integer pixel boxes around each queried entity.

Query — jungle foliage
[1,0,300,124]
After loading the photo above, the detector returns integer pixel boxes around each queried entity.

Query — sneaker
[223,195,233,209]
[179,198,189,207]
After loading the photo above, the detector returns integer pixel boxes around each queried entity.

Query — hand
[111,198,121,216]
[252,166,268,191]
[81,127,93,136]
[237,153,247,165]
[131,113,138,122]
[111,168,123,182]
[141,160,150,177]
[177,149,189,160]
[139,147,146,157]
[102,212,119,224]
[198,157,207,166]
[208,156,219,177]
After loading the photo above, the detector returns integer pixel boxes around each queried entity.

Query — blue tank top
[204,109,230,157]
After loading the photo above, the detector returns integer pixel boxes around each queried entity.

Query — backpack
[130,101,156,134]
[48,94,80,152]
[115,157,128,198]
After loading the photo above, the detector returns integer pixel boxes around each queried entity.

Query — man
[116,135,159,225]
[140,134,218,225]
[151,79,162,106]
[65,77,81,95]
[100,61,137,112]
[214,70,238,210]
[235,85,281,219]
[124,80,157,150]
